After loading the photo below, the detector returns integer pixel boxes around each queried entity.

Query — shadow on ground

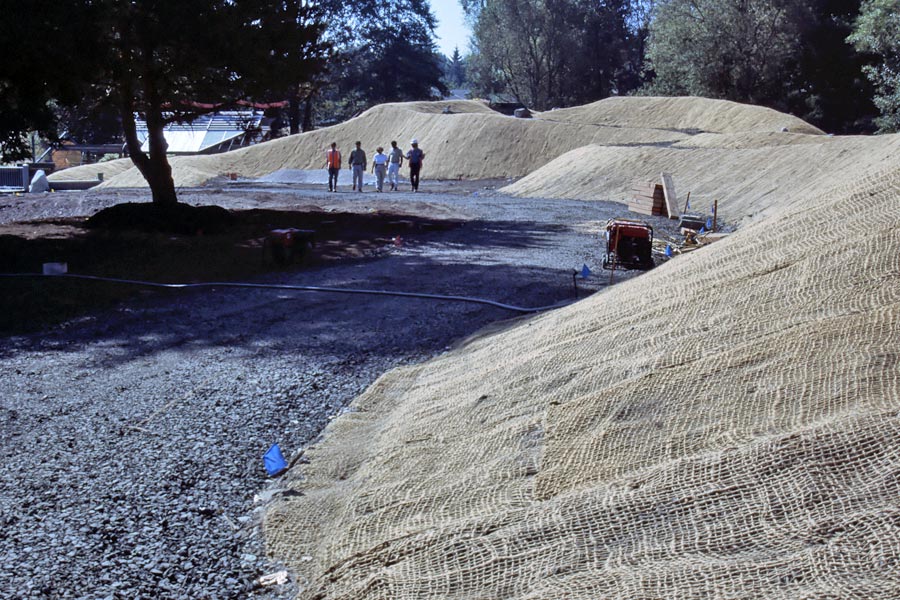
[0,208,599,348]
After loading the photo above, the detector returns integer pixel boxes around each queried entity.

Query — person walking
[406,138,425,192]
[372,146,388,192]
[349,141,367,192]
[387,140,403,191]
[324,142,341,192]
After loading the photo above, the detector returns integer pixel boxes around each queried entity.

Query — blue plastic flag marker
[665,244,673,257]
[581,264,592,279]
[699,227,706,235]
[706,217,713,230]
[264,443,288,476]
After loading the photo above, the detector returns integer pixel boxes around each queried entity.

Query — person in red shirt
[324,142,342,192]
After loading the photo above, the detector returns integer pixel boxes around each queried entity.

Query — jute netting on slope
[535,96,824,135]
[503,133,900,225]
[51,97,817,189]
[264,154,900,598]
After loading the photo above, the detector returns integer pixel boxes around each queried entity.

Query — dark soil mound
[86,202,234,235]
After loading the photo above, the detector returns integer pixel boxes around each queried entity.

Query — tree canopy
[466,0,642,110]
[0,0,328,206]
[301,0,447,127]
[849,0,900,131]
[642,0,877,132]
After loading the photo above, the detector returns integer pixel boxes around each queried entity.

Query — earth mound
[264,153,900,598]
[51,97,821,189]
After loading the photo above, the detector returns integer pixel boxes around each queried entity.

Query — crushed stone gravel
[0,182,685,598]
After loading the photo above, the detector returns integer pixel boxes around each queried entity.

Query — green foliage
[308,0,447,124]
[0,0,101,161]
[0,0,328,204]
[447,47,468,88]
[784,0,876,134]
[644,0,801,104]
[849,0,900,131]
[643,0,877,133]
[468,0,642,110]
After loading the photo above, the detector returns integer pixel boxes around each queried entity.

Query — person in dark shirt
[349,141,367,192]
[405,138,425,192]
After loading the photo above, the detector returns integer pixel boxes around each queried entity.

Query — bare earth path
[0,183,677,599]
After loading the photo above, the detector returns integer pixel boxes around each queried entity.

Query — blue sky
[431,0,471,57]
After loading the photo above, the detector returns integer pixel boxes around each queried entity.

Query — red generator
[602,219,655,271]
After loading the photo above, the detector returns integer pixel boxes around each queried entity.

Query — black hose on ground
[1,273,574,314]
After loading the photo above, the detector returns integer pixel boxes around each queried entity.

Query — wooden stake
[713,199,718,232]
[682,191,691,214]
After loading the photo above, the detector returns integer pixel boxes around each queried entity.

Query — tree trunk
[288,93,301,135]
[144,113,177,206]
[302,94,314,132]
[121,101,178,207]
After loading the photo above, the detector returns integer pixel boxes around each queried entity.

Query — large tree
[849,0,900,132]
[0,0,327,206]
[643,0,801,105]
[643,0,877,132]
[465,0,642,110]
[295,0,446,128]
[447,47,468,88]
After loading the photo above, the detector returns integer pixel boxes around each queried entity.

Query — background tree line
[463,0,900,134]
[2,0,899,211]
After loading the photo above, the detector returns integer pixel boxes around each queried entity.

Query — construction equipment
[602,219,655,271]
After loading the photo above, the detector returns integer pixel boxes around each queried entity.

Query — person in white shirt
[387,140,404,191]
[372,147,389,192]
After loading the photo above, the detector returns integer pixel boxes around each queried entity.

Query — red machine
[602,219,655,271]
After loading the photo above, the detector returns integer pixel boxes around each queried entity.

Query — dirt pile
[263,127,900,596]
[50,96,819,189]
[537,95,823,134]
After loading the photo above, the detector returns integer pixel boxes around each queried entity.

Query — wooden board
[628,202,664,216]
[660,172,680,220]
[628,207,657,216]
[630,191,665,199]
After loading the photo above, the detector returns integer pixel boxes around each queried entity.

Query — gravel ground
[0,182,681,599]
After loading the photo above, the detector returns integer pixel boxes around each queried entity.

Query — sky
[431,0,471,57]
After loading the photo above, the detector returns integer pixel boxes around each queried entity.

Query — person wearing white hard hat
[405,138,425,192]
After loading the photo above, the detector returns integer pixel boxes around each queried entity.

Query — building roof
[135,111,268,154]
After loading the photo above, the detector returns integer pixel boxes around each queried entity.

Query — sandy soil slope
[259,99,900,599]
[51,96,821,190]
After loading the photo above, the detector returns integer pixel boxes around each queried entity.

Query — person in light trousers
[349,141,366,192]
[372,147,388,192]
[387,140,403,191]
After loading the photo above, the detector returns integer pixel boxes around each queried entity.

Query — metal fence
[0,166,28,192]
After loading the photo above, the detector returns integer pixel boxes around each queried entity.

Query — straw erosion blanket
[0,182,676,599]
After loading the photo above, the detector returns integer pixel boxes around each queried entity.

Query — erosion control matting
[265,159,900,598]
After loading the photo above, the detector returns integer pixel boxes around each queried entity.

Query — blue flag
[665,244,673,257]
[706,217,713,230]
[581,264,591,279]
[264,443,288,476]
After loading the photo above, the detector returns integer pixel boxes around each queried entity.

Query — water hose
[1,273,574,314]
